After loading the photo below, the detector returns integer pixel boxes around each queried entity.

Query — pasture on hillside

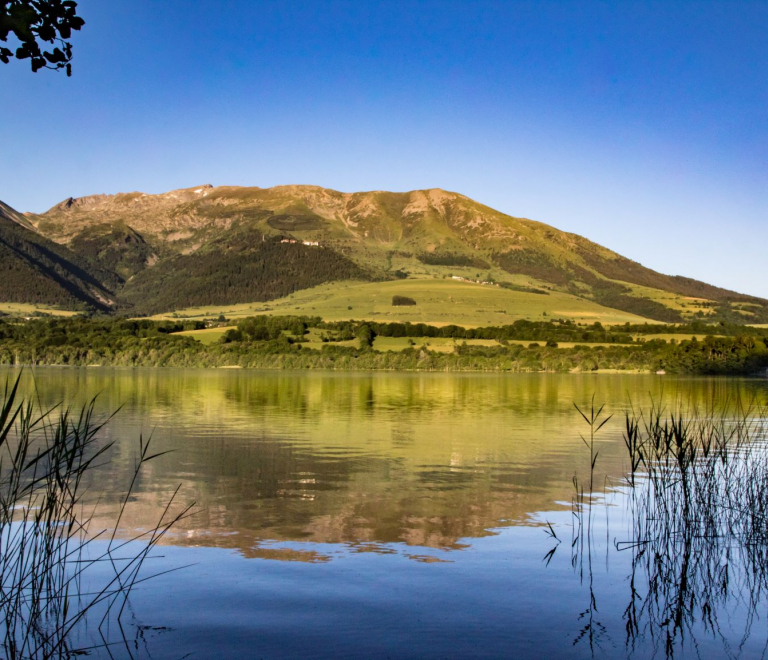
[0,303,79,318]
[174,326,237,345]
[150,279,653,327]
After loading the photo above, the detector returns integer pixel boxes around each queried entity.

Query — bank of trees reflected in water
[4,368,768,658]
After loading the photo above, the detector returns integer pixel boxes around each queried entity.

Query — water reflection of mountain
[9,368,767,559]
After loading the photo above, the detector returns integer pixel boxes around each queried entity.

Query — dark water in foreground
[5,368,768,659]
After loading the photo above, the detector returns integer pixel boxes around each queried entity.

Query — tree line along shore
[0,316,767,375]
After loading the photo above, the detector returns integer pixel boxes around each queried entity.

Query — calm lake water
[5,368,768,659]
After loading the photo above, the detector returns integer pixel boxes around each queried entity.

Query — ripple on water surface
[3,367,768,659]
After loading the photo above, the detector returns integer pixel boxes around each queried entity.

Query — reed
[0,373,192,659]
[621,397,768,547]
[565,395,768,655]
[607,399,767,653]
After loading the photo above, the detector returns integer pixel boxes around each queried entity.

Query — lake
[4,368,768,659]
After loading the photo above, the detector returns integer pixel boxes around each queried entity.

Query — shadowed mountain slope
[0,202,117,311]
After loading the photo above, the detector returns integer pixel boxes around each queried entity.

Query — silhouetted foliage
[0,0,84,75]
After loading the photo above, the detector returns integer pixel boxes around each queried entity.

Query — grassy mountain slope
[148,279,653,326]
[0,202,117,311]
[8,184,766,323]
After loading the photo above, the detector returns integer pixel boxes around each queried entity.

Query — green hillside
[149,279,651,326]
[1,184,764,324]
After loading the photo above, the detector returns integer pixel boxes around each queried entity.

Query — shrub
[392,296,417,306]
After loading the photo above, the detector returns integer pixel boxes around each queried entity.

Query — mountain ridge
[2,185,765,323]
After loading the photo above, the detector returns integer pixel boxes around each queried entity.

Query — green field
[174,326,237,345]
[635,334,724,342]
[373,337,500,353]
[151,279,654,327]
[0,303,78,318]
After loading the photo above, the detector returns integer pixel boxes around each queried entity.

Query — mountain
[0,201,117,311]
[5,184,766,323]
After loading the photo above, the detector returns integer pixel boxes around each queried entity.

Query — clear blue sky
[1,0,766,296]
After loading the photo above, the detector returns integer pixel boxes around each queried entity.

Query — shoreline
[2,362,765,378]
[2,316,767,376]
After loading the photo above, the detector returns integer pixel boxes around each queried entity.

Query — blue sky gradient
[1,1,766,295]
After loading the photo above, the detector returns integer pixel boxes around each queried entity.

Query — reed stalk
[0,373,192,659]
[566,395,768,655]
